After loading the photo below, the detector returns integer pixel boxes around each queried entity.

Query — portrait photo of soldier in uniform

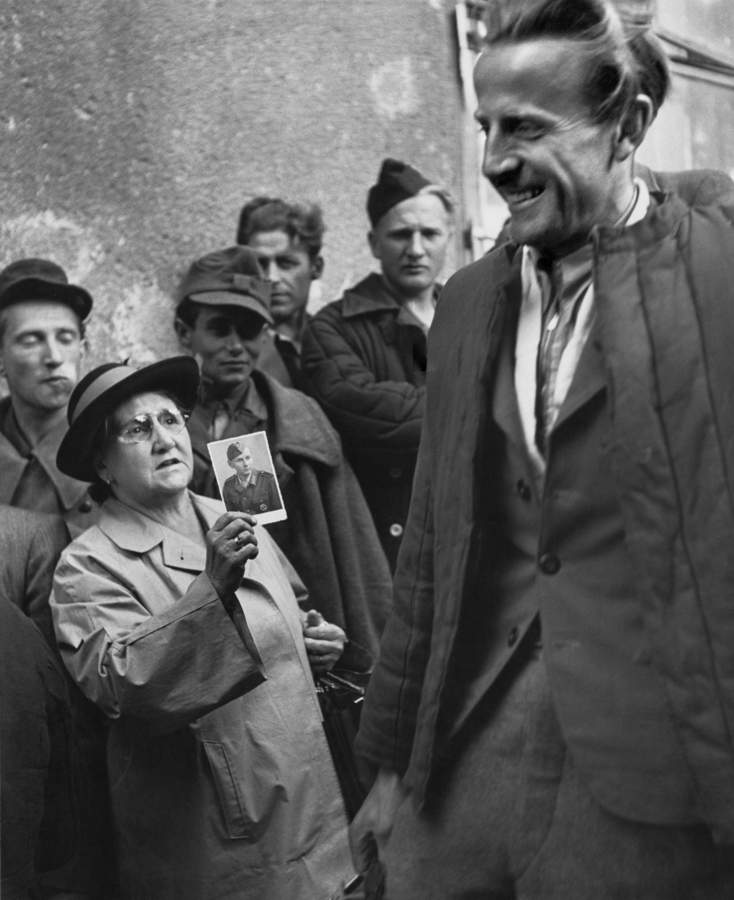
[208,430,286,525]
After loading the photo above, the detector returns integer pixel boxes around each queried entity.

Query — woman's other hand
[206,512,258,602]
[302,610,346,673]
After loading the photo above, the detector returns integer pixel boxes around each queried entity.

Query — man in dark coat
[175,246,392,657]
[302,159,454,572]
[0,259,98,536]
[0,505,116,899]
[0,597,77,900]
[221,440,281,515]
[351,2,734,896]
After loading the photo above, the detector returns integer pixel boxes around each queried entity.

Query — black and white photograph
[207,429,286,524]
[3,1,734,899]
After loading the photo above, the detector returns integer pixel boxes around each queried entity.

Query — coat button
[516,479,532,502]
[507,626,519,647]
[389,467,402,479]
[538,553,560,575]
[79,499,93,513]
[389,523,404,538]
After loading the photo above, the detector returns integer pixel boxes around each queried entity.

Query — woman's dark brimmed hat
[57,356,200,483]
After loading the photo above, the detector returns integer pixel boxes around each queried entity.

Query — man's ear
[368,230,382,262]
[310,255,324,281]
[94,454,110,485]
[614,94,655,162]
[174,317,193,350]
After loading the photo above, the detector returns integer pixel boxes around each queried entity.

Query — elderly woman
[50,357,355,900]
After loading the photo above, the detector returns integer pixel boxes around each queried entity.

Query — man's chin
[214,368,251,389]
[390,274,435,298]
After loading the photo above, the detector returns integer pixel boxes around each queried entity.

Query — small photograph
[207,430,287,525]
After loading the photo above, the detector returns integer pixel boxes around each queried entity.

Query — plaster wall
[0,0,462,369]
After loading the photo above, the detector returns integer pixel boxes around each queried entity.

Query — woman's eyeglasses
[116,409,189,444]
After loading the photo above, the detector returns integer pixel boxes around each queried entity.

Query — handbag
[316,665,370,822]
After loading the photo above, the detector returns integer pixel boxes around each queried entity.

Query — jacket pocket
[202,740,252,839]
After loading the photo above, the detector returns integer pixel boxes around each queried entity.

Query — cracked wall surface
[0,0,462,372]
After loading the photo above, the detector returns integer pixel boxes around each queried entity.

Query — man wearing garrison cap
[221,440,281,515]
[302,158,454,573]
[175,246,392,659]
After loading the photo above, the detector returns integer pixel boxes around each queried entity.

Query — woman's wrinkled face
[95,390,193,507]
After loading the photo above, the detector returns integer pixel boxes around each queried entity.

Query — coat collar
[0,397,89,510]
[340,273,402,319]
[251,370,342,468]
[95,492,222,572]
[340,272,442,321]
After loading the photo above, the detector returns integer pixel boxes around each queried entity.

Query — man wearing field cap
[302,159,454,572]
[0,258,97,536]
[175,246,391,657]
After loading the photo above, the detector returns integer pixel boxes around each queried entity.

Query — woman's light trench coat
[51,492,353,900]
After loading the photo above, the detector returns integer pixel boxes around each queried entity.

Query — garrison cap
[367,158,432,227]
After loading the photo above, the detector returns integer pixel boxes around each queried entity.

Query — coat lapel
[98,495,209,573]
[552,313,607,433]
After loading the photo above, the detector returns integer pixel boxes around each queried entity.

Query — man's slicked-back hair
[236,197,326,259]
[483,0,670,124]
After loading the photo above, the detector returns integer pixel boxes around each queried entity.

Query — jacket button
[389,523,404,538]
[389,467,402,479]
[507,626,519,647]
[79,499,93,513]
[539,553,560,575]
[516,479,532,502]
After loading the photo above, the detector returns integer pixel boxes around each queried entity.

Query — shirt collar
[523,176,651,291]
[201,376,268,420]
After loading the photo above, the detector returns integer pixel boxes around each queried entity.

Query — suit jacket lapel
[491,304,527,453]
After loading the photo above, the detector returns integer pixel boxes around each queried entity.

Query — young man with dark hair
[237,197,325,391]
[302,160,454,572]
[351,1,734,895]
[0,258,97,535]
[175,246,391,657]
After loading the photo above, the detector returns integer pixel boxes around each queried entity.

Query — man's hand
[205,512,258,602]
[302,609,346,673]
[349,768,408,875]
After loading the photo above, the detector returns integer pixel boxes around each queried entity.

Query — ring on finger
[233,535,243,547]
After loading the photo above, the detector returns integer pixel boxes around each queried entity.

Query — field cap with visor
[367,158,432,228]
[176,245,274,326]
[0,257,93,321]
[56,356,200,483]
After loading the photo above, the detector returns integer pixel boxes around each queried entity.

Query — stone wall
[0,0,462,369]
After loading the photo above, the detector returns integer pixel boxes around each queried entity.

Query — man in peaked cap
[0,258,98,536]
[175,246,392,659]
[302,158,455,573]
[221,440,281,515]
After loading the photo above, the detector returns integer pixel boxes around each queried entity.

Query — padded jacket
[357,189,734,845]
[302,273,430,572]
